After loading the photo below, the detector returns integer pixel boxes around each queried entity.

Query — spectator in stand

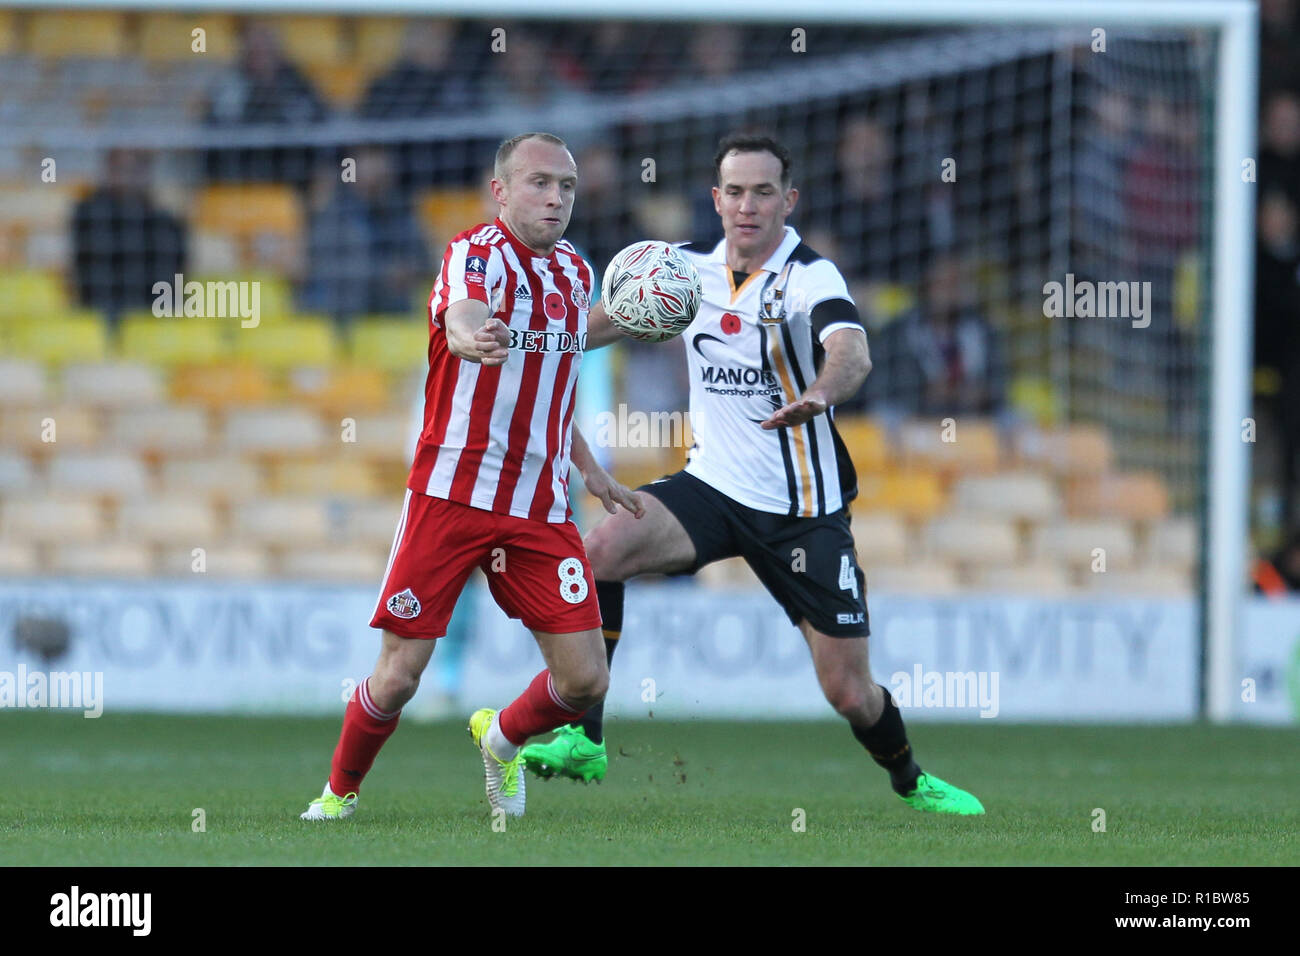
[203,22,329,184]
[299,147,430,325]
[856,253,1003,418]
[1256,190,1300,535]
[1260,0,1300,100]
[1260,90,1300,210]
[359,20,473,119]
[564,141,635,271]
[71,148,186,334]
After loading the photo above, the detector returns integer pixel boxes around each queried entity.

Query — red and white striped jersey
[407,217,593,523]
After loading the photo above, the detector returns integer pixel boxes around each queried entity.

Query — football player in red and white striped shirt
[302,133,644,822]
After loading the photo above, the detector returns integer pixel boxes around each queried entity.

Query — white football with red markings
[601,240,703,343]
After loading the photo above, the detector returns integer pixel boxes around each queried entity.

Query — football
[601,240,703,343]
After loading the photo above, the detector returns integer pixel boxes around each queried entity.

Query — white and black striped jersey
[676,227,866,517]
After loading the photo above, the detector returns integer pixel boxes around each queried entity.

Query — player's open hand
[761,394,828,430]
[475,317,510,366]
[582,467,646,518]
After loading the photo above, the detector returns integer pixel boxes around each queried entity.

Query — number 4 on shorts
[838,553,860,599]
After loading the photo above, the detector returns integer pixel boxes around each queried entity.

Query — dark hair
[713,134,793,190]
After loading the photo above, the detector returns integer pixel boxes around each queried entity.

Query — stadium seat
[27,11,128,57]
[159,456,263,502]
[418,188,489,250]
[62,362,166,408]
[117,496,218,545]
[9,316,108,364]
[233,497,334,546]
[233,318,339,370]
[1085,566,1193,596]
[224,407,329,455]
[0,358,48,405]
[0,11,14,56]
[156,543,269,578]
[1016,423,1113,477]
[835,415,891,473]
[924,514,1020,566]
[0,452,37,493]
[272,15,346,67]
[1,495,106,543]
[304,61,371,109]
[109,405,212,454]
[0,267,71,318]
[854,469,945,521]
[951,472,1061,522]
[120,316,230,365]
[1,403,102,450]
[169,362,275,407]
[848,511,910,566]
[192,184,303,245]
[137,13,237,62]
[50,542,153,578]
[342,410,417,460]
[280,547,387,583]
[1031,519,1137,571]
[866,561,961,595]
[899,418,1000,475]
[0,542,39,575]
[1145,516,1197,569]
[1065,471,1170,521]
[46,452,151,498]
[351,318,430,373]
[271,459,380,497]
[291,365,391,415]
[970,563,1074,595]
[354,17,405,69]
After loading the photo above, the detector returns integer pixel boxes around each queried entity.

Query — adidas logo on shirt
[514,285,532,299]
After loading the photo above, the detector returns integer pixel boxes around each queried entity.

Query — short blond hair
[494,132,569,183]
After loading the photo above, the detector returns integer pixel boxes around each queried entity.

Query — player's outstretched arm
[761,327,871,430]
[571,426,645,518]
[445,299,510,366]
[584,301,625,351]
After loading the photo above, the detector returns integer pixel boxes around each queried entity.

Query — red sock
[328,677,400,796]
[497,670,585,746]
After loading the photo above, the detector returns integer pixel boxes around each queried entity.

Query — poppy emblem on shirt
[720,313,742,335]
[544,291,568,321]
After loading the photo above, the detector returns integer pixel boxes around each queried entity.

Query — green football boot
[521,724,608,783]
[897,772,985,815]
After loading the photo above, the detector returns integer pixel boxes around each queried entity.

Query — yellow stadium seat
[1016,423,1113,476]
[62,361,166,407]
[271,16,345,68]
[0,11,15,56]
[10,316,108,363]
[354,17,406,70]
[120,316,229,365]
[170,362,275,407]
[0,542,39,575]
[0,271,69,318]
[233,497,333,546]
[291,364,391,414]
[118,496,219,545]
[233,318,339,369]
[1,495,106,544]
[110,405,212,454]
[1032,519,1137,570]
[854,469,945,521]
[159,456,263,502]
[193,184,303,240]
[341,496,405,548]
[951,472,1061,523]
[0,358,48,405]
[27,11,127,58]
[849,511,910,566]
[834,415,890,473]
[137,13,237,62]
[51,542,154,578]
[866,561,960,595]
[351,317,429,372]
[224,407,328,455]
[418,188,490,250]
[271,459,380,497]
[924,514,1020,566]
[304,61,372,109]
[47,452,151,498]
[972,563,1074,595]
[280,547,387,583]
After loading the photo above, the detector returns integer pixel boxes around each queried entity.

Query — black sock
[851,685,922,795]
[579,580,624,744]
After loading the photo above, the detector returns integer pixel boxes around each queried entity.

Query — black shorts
[639,470,870,637]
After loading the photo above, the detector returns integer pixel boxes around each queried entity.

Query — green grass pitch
[5,712,1297,866]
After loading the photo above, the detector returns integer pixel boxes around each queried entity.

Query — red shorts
[369,490,602,639]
